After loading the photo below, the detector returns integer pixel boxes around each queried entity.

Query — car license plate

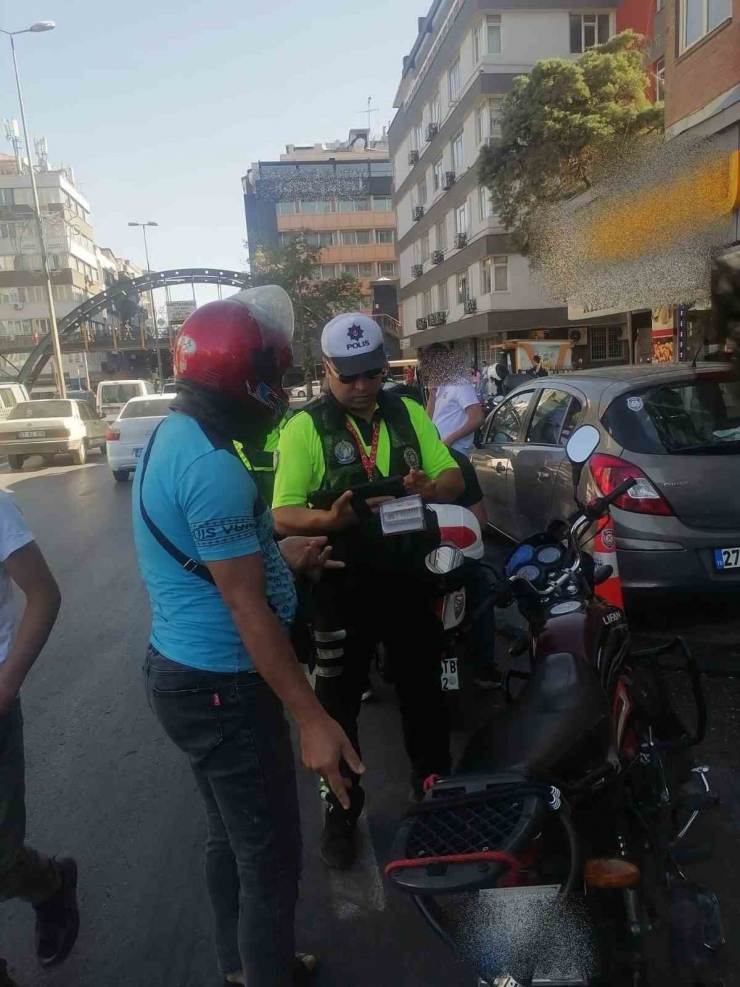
[134,447,143,459]
[18,430,46,438]
[440,657,459,692]
[714,547,740,570]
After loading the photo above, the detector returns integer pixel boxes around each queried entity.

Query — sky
[2,0,424,299]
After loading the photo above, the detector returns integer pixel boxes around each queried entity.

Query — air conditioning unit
[12,303,23,311]
[618,324,630,341]
[454,232,468,249]
[416,317,428,331]
[428,311,447,327]
[426,122,439,141]
[411,263,424,278]
[465,298,477,315]
[408,149,420,166]
[443,171,456,190]
[412,205,425,221]
[431,250,445,265]
[568,328,587,346]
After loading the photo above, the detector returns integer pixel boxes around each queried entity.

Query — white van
[0,383,31,421]
[97,380,156,422]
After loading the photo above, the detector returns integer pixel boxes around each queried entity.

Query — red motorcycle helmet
[173,285,294,416]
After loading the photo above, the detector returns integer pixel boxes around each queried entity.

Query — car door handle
[536,470,550,481]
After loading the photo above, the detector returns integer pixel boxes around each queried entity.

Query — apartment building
[390,0,624,366]
[243,130,398,314]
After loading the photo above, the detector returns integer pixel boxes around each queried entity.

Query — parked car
[106,394,173,482]
[162,380,177,394]
[290,380,323,399]
[66,388,97,410]
[0,398,107,469]
[0,383,30,420]
[470,363,740,594]
[97,379,156,422]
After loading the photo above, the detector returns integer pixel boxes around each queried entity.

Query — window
[299,200,331,213]
[488,97,504,138]
[343,264,359,277]
[478,186,493,221]
[359,263,374,278]
[276,201,296,214]
[481,257,493,294]
[416,177,428,206]
[375,229,395,244]
[454,201,469,236]
[475,106,485,145]
[422,289,433,316]
[433,156,444,192]
[414,122,424,151]
[303,231,334,247]
[485,14,502,53]
[569,13,610,53]
[379,262,397,277]
[0,190,13,206]
[78,402,94,422]
[0,223,10,239]
[486,391,535,444]
[590,325,623,361]
[370,161,393,176]
[430,90,441,125]
[0,389,17,410]
[338,198,370,212]
[655,58,665,101]
[438,279,449,311]
[681,0,731,50]
[526,390,583,445]
[657,0,664,8]
[493,255,508,291]
[451,131,464,172]
[279,233,298,247]
[456,270,470,305]
[436,218,447,251]
[372,196,393,211]
[448,56,461,102]
[340,230,371,246]
[420,232,430,262]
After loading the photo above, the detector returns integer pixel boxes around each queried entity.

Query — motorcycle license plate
[18,430,46,438]
[714,546,740,570]
[441,657,459,691]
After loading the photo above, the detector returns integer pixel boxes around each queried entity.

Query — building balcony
[427,310,447,327]
[465,298,477,315]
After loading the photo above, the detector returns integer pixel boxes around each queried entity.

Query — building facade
[243,130,398,313]
[390,0,631,369]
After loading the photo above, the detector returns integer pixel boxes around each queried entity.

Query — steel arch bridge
[16,268,249,386]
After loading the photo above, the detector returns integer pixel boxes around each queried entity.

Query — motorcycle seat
[457,651,611,781]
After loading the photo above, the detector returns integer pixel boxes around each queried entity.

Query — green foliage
[247,233,364,380]
[479,30,664,252]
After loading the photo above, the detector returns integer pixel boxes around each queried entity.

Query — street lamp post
[128,221,164,389]
[1,22,66,397]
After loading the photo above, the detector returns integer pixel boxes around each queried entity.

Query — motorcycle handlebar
[585,476,637,520]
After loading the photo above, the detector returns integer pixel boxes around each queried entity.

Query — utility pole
[128,222,163,389]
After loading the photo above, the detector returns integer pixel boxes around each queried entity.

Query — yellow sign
[586,150,740,264]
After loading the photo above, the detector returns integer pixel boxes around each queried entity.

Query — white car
[97,379,157,423]
[106,394,173,482]
[290,380,323,399]
[0,398,107,469]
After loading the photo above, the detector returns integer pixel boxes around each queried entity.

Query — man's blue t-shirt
[132,412,296,672]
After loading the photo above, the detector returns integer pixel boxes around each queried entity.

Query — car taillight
[590,454,673,516]
[106,428,121,441]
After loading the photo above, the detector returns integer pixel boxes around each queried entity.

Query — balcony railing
[416,317,428,330]
[411,263,424,278]
[412,205,425,221]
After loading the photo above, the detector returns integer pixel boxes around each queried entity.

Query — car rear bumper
[0,439,81,457]
[107,446,144,473]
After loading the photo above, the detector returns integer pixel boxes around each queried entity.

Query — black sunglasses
[332,367,384,385]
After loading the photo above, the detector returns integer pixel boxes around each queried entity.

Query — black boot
[34,857,79,967]
[320,803,358,870]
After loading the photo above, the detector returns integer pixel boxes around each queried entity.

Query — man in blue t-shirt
[133,287,361,987]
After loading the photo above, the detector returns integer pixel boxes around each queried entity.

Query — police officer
[272,313,464,870]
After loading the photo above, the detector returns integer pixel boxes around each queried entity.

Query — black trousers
[312,568,451,820]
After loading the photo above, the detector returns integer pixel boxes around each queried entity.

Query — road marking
[326,812,387,920]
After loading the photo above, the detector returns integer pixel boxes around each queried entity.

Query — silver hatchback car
[471,363,740,594]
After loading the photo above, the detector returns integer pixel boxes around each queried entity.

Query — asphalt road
[0,454,738,987]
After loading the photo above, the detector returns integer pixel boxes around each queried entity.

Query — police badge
[334,440,356,465]
[403,447,420,469]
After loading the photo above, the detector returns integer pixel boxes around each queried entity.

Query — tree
[247,234,364,389]
[479,30,664,253]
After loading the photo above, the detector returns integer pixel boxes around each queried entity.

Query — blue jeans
[144,647,302,985]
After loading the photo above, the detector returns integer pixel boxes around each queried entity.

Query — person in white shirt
[422,344,484,454]
[0,492,79,986]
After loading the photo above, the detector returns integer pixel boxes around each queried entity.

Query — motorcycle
[386,424,725,986]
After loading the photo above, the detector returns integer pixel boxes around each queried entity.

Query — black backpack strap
[139,422,216,585]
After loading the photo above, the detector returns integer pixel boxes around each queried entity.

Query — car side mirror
[425,545,466,575]
[565,424,600,487]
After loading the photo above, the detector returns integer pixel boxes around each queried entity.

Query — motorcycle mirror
[425,545,466,575]
[565,424,600,466]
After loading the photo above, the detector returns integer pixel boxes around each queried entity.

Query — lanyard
[344,415,380,481]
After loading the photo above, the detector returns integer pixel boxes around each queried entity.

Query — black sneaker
[0,960,19,987]
[319,806,357,870]
[34,857,79,967]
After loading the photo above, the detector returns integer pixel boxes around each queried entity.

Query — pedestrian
[272,313,464,870]
[404,364,415,386]
[470,364,482,394]
[422,344,485,454]
[0,493,78,987]
[528,354,549,378]
[133,286,361,987]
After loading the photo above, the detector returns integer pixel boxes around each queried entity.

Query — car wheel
[112,470,129,483]
[71,442,87,466]
[7,455,24,471]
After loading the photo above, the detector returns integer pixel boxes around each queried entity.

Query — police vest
[306,391,422,497]
[231,414,288,506]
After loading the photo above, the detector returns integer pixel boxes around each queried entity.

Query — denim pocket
[149,685,224,757]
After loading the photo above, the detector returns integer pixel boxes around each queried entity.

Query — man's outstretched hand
[299,714,365,810]
[403,468,437,499]
[279,536,345,576]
